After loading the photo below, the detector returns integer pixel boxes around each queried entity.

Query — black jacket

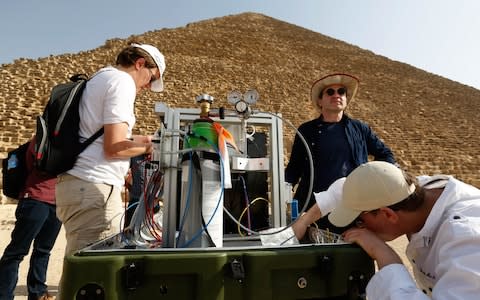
[285,114,396,207]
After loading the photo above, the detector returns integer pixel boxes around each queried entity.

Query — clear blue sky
[1,0,479,90]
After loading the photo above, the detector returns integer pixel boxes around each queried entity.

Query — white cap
[131,43,165,92]
[314,177,345,215]
[328,161,415,227]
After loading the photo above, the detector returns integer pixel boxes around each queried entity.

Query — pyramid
[0,12,478,186]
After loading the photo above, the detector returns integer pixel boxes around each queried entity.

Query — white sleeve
[366,264,430,300]
[368,217,480,300]
[431,217,480,299]
[313,177,345,215]
[103,72,136,126]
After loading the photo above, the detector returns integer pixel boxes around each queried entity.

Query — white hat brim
[328,202,362,227]
[151,78,164,92]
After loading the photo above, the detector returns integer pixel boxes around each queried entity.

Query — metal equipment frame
[154,102,289,248]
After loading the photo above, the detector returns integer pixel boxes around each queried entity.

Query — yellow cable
[237,197,269,236]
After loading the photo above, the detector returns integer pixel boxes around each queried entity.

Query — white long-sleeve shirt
[367,176,480,299]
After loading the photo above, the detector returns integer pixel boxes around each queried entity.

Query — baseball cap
[328,161,415,227]
[131,43,166,92]
[313,177,345,215]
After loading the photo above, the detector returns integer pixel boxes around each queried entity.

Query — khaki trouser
[55,174,123,255]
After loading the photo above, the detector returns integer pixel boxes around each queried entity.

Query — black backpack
[35,74,104,175]
[2,141,30,199]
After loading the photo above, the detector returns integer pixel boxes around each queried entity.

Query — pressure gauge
[234,100,249,114]
[244,89,259,104]
[227,90,243,104]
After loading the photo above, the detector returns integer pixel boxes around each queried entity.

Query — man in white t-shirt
[55,42,166,255]
[292,161,480,299]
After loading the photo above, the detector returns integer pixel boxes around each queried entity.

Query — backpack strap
[73,72,103,154]
[78,127,104,153]
[70,73,88,82]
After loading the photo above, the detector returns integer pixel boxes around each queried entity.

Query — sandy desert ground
[0,202,411,299]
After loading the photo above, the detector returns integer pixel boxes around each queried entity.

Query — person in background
[285,73,396,231]
[55,42,166,256]
[293,161,480,299]
[0,138,61,300]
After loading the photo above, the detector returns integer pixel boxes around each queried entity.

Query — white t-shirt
[68,66,137,187]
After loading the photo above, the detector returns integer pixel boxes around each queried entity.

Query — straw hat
[310,73,359,112]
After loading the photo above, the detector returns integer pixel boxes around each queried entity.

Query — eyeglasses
[354,215,366,228]
[325,87,347,96]
[146,68,158,84]
[354,209,379,228]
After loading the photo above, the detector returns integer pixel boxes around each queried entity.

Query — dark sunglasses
[325,87,347,96]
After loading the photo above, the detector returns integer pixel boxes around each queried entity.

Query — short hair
[116,42,157,68]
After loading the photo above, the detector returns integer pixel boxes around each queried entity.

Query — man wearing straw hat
[285,73,396,230]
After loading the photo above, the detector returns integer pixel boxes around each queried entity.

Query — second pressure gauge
[244,89,259,104]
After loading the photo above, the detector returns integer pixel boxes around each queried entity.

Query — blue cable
[180,135,225,248]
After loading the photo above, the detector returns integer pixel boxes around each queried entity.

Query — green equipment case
[60,237,374,300]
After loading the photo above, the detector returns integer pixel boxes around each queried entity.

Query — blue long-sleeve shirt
[285,114,396,209]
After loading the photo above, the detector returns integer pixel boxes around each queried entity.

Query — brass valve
[195,94,214,118]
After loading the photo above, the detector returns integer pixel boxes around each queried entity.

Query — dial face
[235,100,248,113]
[244,89,259,104]
[227,90,243,104]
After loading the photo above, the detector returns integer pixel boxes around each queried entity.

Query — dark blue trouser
[0,199,62,300]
